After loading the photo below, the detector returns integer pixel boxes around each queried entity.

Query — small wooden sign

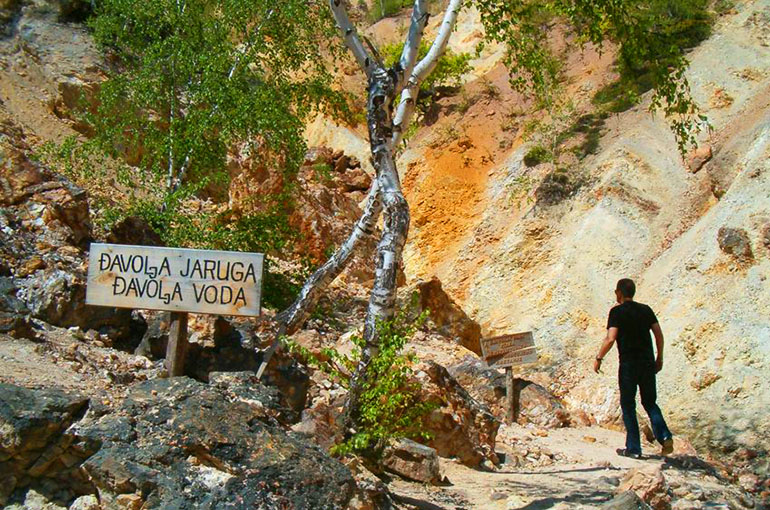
[480,331,535,360]
[86,243,264,316]
[480,331,538,424]
[486,347,538,369]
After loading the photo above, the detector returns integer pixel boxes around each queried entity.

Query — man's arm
[594,327,618,373]
[651,322,664,373]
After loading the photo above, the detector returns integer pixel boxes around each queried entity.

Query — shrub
[286,308,436,461]
[535,168,586,207]
[523,145,553,167]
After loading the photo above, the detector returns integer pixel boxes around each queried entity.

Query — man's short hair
[616,278,636,298]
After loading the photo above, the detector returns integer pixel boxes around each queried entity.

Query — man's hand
[656,357,663,373]
[593,357,602,374]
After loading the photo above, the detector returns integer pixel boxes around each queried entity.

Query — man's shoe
[661,438,674,456]
[616,448,642,460]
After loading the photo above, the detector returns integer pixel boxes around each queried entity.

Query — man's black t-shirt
[607,301,658,363]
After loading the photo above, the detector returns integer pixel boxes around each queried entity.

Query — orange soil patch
[402,64,524,288]
[402,35,617,298]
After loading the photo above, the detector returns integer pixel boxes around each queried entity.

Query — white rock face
[399,0,770,455]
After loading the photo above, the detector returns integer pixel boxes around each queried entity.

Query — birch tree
[262,0,704,435]
[74,0,343,253]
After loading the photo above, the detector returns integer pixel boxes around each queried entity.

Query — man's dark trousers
[619,361,672,455]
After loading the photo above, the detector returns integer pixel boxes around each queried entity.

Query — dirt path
[389,426,740,510]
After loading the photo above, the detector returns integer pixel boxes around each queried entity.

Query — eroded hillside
[305,0,770,468]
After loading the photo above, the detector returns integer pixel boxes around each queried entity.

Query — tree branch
[256,181,383,379]
[394,0,429,95]
[329,0,376,77]
[392,0,462,146]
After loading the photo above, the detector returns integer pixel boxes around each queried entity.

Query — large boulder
[416,361,500,467]
[382,439,442,485]
[0,384,95,506]
[74,377,356,510]
[618,466,671,510]
[415,278,482,355]
[135,314,310,419]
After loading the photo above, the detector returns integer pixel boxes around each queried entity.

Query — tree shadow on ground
[497,476,614,510]
[494,465,622,476]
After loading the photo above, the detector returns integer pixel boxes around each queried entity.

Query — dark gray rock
[0,384,95,506]
[717,227,753,260]
[602,491,653,509]
[133,312,170,359]
[20,267,143,343]
[0,277,36,339]
[75,377,355,510]
[137,315,309,420]
[106,216,164,247]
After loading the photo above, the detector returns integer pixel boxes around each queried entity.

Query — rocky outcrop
[0,384,94,506]
[717,226,753,260]
[0,0,104,134]
[228,145,377,278]
[448,357,570,428]
[0,114,142,342]
[1,377,357,509]
[415,277,482,355]
[74,377,355,510]
[0,123,130,340]
[416,361,500,468]
[382,439,442,485]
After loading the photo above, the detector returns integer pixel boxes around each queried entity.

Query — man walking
[594,278,674,459]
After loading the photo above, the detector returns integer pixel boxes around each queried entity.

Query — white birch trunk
[260,0,462,435]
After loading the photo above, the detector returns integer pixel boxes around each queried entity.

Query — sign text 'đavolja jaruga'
[86,243,264,316]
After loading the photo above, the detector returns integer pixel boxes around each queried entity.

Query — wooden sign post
[86,243,263,376]
[480,331,537,424]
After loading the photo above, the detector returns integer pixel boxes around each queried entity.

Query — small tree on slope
[263,0,705,439]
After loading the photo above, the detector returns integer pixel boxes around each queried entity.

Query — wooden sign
[86,243,264,316]
[486,347,539,369]
[480,331,535,360]
[481,331,538,424]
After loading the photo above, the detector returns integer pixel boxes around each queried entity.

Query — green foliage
[368,0,410,21]
[36,136,303,310]
[311,162,335,183]
[382,40,472,123]
[286,308,436,459]
[523,145,553,167]
[474,0,713,155]
[592,0,713,118]
[85,0,344,189]
[382,40,472,94]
